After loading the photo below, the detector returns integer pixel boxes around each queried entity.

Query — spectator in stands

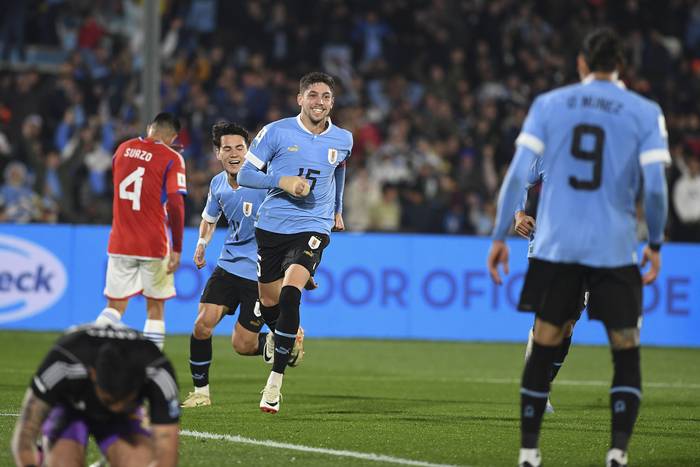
[672,153,700,241]
[0,161,38,223]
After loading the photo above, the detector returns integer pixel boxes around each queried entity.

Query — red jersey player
[95,113,187,350]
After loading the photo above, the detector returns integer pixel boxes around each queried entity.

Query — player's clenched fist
[514,211,535,238]
[278,175,310,197]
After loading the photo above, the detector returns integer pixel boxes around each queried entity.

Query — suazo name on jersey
[246,115,353,235]
[202,172,266,281]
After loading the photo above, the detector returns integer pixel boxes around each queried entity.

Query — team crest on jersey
[242,201,253,217]
[327,148,338,164]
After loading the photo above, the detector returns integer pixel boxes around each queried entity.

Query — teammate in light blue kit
[182,122,269,408]
[487,30,669,467]
[238,71,352,413]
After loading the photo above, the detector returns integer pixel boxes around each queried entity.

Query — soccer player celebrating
[11,324,180,467]
[95,113,187,350]
[182,121,273,408]
[487,29,669,467]
[238,71,352,413]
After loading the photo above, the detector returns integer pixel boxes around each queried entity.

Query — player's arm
[11,388,51,467]
[195,183,222,269]
[145,358,180,466]
[152,423,179,467]
[333,161,347,231]
[640,162,668,284]
[193,218,216,269]
[237,125,309,196]
[639,106,671,284]
[164,152,188,274]
[488,146,539,284]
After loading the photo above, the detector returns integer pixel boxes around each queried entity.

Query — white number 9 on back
[119,167,145,210]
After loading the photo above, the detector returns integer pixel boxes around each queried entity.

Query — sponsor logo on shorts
[303,250,313,257]
[243,201,253,217]
[308,236,321,250]
[0,234,68,324]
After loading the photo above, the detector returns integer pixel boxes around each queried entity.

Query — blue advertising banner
[2,224,699,347]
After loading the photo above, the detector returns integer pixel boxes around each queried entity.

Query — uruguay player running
[487,29,669,467]
[181,122,269,408]
[238,72,352,413]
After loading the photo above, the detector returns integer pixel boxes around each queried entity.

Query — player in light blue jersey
[487,29,669,467]
[515,156,584,415]
[181,122,271,408]
[237,72,352,413]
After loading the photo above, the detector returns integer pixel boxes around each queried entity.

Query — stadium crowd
[0,0,699,242]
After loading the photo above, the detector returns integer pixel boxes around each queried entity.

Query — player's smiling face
[216,134,248,176]
[298,82,334,125]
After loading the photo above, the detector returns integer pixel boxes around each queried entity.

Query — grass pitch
[0,331,698,466]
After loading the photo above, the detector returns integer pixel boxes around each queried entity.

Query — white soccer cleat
[288,326,305,367]
[606,448,628,467]
[262,332,274,364]
[259,383,282,413]
[181,391,211,408]
[545,398,555,414]
[518,448,542,467]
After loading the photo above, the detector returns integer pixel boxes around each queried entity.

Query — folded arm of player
[152,423,179,467]
[640,162,668,284]
[237,158,309,197]
[333,162,346,231]
[11,388,51,467]
[166,193,184,274]
[488,146,538,284]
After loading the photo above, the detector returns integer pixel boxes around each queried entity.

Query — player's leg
[588,266,642,467]
[231,277,267,356]
[97,257,142,325]
[41,406,89,467]
[181,302,227,408]
[517,260,584,467]
[259,279,283,331]
[141,257,176,350]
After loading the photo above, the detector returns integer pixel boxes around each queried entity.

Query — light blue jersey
[241,115,353,235]
[494,77,670,267]
[202,172,266,281]
[515,156,544,258]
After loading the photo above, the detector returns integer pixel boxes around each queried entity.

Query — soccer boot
[288,326,305,367]
[259,383,282,413]
[181,391,211,408]
[262,332,274,364]
[606,449,628,467]
[545,397,554,414]
[518,448,542,467]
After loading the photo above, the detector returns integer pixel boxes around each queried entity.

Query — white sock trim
[96,308,122,326]
[267,371,283,387]
[194,385,210,397]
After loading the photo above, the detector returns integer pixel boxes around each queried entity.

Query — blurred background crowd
[0,0,699,242]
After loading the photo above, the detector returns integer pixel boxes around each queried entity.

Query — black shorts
[200,267,263,332]
[255,228,330,284]
[519,258,642,329]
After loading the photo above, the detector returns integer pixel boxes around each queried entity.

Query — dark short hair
[299,71,335,95]
[95,342,145,400]
[150,112,181,134]
[582,28,623,72]
[211,121,249,148]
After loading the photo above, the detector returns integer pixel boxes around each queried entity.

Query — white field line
[0,414,460,467]
[180,429,463,467]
